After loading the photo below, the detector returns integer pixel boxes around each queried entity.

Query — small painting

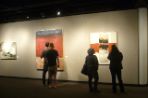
[0,42,17,60]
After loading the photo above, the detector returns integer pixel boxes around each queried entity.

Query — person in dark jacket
[85,48,99,92]
[108,45,125,93]
[47,43,59,88]
[41,42,50,86]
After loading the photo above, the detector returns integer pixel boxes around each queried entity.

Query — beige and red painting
[36,29,64,71]
[90,32,117,64]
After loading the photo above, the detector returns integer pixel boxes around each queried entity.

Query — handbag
[81,63,88,75]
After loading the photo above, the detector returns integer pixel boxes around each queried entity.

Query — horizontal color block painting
[36,29,64,71]
[90,32,117,64]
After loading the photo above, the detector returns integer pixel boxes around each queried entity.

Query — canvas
[90,32,117,64]
[0,42,17,60]
[36,29,64,71]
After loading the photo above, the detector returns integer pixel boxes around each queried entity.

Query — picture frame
[36,29,64,71]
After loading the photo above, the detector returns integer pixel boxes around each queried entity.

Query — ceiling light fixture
[57,11,61,16]
[26,16,30,19]
[40,13,45,18]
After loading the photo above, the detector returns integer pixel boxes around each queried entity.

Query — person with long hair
[108,45,125,93]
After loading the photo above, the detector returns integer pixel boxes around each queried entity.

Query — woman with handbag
[85,48,99,92]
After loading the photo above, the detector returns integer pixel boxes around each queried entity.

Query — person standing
[41,42,50,86]
[108,45,125,93]
[47,43,59,88]
[85,48,99,92]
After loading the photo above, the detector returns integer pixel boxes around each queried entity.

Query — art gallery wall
[0,9,139,84]
[147,9,148,83]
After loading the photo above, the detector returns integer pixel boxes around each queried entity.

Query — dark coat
[85,54,99,72]
[108,51,123,70]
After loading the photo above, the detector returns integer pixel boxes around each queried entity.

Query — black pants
[110,69,125,93]
[42,66,50,85]
[88,71,99,91]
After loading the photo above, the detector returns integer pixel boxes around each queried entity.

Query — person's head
[111,45,119,52]
[45,42,49,47]
[49,43,54,48]
[87,48,95,55]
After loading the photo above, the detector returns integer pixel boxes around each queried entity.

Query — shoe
[89,89,93,92]
[94,89,100,93]
[53,85,57,88]
[48,85,52,88]
[113,91,117,94]
[43,83,46,87]
[121,91,126,94]
[93,88,100,93]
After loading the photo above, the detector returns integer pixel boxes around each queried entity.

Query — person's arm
[107,53,111,60]
[93,55,99,70]
[56,57,60,67]
[94,55,99,65]
[56,50,60,67]
[41,50,44,58]
[120,52,123,61]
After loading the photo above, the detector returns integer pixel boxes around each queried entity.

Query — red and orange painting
[90,32,117,64]
[36,29,64,71]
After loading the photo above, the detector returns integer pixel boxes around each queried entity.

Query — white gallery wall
[138,8,148,85]
[147,9,148,84]
[0,9,139,84]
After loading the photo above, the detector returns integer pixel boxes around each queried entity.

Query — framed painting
[36,29,64,71]
[0,42,17,60]
[90,32,117,64]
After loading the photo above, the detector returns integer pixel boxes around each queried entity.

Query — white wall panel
[0,9,139,84]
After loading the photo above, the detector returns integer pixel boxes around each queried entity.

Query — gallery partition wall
[138,8,148,85]
[0,8,147,85]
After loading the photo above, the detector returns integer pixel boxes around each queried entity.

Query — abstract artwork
[0,42,17,60]
[36,29,64,71]
[90,32,117,64]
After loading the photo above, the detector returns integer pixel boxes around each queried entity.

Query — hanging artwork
[0,42,17,60]
[90,32,117,64]
[36,29,64,71]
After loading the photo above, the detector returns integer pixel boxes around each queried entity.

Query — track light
[57,11,61,16]
[26,16,30,19]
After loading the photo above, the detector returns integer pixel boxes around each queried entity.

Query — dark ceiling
[0,0,147,23]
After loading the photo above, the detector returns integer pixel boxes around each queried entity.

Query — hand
[57,64,60,68]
